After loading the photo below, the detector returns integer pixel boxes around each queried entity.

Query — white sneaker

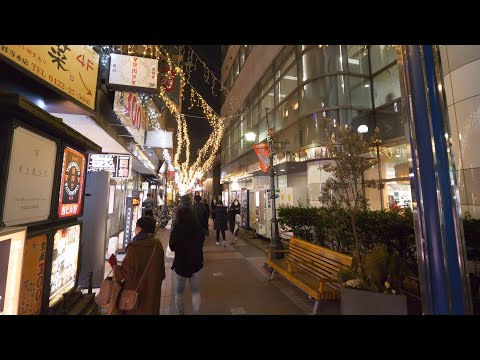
[216,242,220,246]
[222,241,226,247]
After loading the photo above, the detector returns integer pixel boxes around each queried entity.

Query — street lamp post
[265,108,284,259]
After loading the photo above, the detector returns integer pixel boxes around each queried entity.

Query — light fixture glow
[357,124,369,133]
[244,132,256,142]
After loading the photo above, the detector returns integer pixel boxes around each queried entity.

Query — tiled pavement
[106,220,339,315]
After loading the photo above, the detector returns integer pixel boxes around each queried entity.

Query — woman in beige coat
[109,217,165,315]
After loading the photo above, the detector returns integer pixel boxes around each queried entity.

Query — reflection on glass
[347,45,370,75]
[373,64,401,108]
[370,45,397,74]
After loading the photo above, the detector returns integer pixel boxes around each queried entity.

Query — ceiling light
[280,169,285,172]
[364,84,370,88]
[348,58,359,65]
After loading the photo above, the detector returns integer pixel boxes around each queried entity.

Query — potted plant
[319,127,408,314]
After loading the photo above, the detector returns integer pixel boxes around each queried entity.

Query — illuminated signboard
[0,45,99,110]
[18,234,47,315]
[2,126,57,226]
[88,154,131,179]
[109,53,158,89]
[58,147,86,218]
[49,225,80,306]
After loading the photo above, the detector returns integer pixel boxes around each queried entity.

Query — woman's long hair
[176,206,200,228]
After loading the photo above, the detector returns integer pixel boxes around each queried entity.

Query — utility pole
[265,108,284,259]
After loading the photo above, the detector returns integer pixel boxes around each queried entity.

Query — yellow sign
[18,234,47,315]
[0,45,99,110]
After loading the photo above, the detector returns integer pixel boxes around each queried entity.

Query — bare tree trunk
[350,212,363,277]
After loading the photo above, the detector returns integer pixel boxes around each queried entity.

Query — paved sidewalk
[156,220,339,315]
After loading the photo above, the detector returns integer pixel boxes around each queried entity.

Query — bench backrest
[287,237,353,293]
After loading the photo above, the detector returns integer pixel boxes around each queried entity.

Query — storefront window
[384,180,412,209]
[373,64,401,108]
[338,75,372,108]
[300,45,344,82]
[375,100,404,140]
[274,93,299,133]
[370,45,397,74]
[260,89,275,115]
[276,64,297,103]
[346,45,370,75]
[299,75,339,117]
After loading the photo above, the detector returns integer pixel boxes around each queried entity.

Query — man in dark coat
[109,216,165,315]
[213,200,228,247]
[193,195,208,235]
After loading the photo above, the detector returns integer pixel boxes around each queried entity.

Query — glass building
[220,45,410,212]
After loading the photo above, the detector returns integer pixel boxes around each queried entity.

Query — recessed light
[280,169,285,172]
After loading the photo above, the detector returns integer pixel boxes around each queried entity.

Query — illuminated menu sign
[18,234,47,315]
[49,225,80,306]
[58,147,86,218]
[87,154,131,179]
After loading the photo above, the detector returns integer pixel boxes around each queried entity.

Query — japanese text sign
[58,147,86,218]
[0,45,99,110]
[109,54,158,89]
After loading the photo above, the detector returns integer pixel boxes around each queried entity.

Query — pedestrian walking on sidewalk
[213,200,228,247]
[169,207,205,315]
[228,199,241,234]
[193,194,208,236]
[108,216,165,315]
[233,213,241,242]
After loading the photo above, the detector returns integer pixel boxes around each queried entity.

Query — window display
[2,126,57,226]
[58,147,86,218]
[18,234,47,315]
[0,227,27,315]
[49,225,81,306]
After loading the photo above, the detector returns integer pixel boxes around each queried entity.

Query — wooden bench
[266,237,353,315]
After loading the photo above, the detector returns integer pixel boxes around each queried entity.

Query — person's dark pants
[216,230,225,242]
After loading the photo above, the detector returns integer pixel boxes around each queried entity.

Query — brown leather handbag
[95,269,114,306]
[117,244,157,311]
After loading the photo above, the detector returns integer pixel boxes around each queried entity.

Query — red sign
[58,147,86,218]
[253,143,271,173]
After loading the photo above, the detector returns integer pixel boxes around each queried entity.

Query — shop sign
[18,234,47,315]
[49,225,81,306]
[113,91,146,146]
[58,147,86,218]
[109,54,158,89]
[88,154,132,179]
[3,126,57,226]
[0,45,99,110]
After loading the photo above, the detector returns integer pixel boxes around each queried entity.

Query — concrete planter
[340,286,408,315]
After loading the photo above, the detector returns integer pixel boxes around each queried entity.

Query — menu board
[2,126,57,226]
[58,147,86,218]
[49,225,80,306]
[18,234,47,315]
[87,154,131,179]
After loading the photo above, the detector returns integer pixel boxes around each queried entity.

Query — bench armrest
[267,249,290,260]
[318,278,340,293]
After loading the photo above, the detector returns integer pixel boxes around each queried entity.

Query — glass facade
[220,45,406,210]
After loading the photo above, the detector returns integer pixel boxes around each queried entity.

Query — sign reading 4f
[0,45,99,110]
